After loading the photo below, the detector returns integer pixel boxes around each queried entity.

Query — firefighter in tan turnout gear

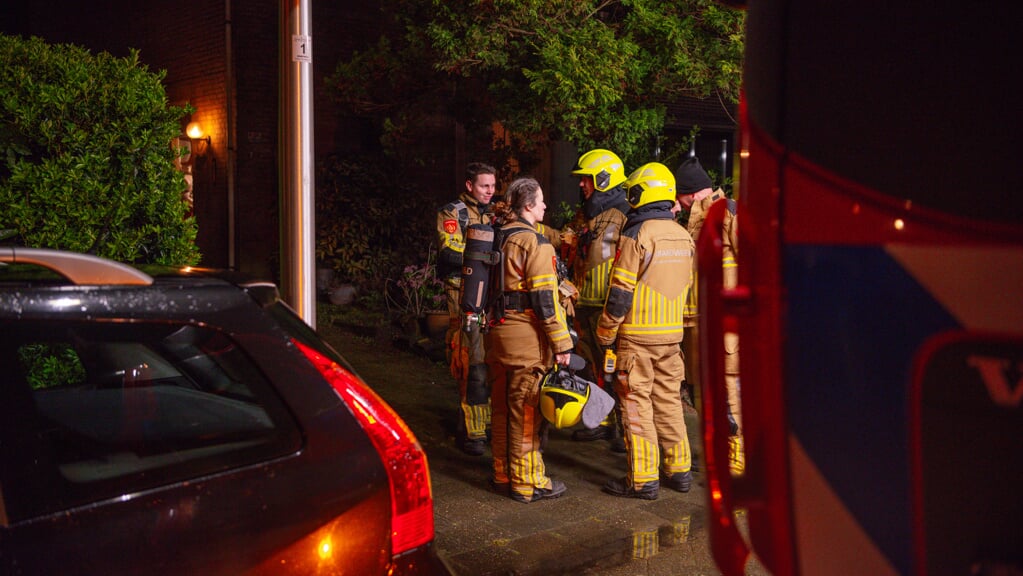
[597,162,695,500]
[567,148,631,449]
[436,162,497,456]
[675,156,743,475]
[485,177,574,503]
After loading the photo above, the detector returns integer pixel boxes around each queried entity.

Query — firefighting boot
[660,470,693,493]
[603,477,659,500]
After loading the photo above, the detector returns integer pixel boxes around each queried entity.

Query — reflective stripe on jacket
[577,207,627,307]
[598,217,694,346]
[436,193,491,279]
[499,220,573,354]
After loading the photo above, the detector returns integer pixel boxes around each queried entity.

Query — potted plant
[385,246,448,342]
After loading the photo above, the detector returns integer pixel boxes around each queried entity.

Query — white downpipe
[280,0,316,327]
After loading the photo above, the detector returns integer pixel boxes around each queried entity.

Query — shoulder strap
[456,202,469,233]
[483,226,535,324]
[441,200,470,233]
[496,225,532,248]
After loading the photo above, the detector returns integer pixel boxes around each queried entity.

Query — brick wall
[231,1,280,279]
[4,0,235,270]
[150,0,231,270]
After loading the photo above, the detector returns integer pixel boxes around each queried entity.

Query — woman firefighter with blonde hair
[485,176,574,503]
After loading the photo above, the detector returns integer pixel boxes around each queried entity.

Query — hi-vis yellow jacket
[596,217,695,346]
[576,206,628,308]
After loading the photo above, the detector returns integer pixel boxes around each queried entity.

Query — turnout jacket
[682,189,736,322]
[686,190,739,357]
[686,189,738,289]
[575,185,630,308]
[499,219,574,355]
[436,192,492,280]
[597,203,695,346]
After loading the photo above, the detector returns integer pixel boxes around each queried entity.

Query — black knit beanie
[675,156,713,195]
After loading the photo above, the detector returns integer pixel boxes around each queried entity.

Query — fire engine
[699,2,1023,574]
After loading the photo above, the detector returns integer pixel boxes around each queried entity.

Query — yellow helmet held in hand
[539,367,589,429]
[571,149,627,192]
[625,162,676,208]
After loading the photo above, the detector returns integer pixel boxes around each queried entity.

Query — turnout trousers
[613,339,692,489]
[573,305,603,384]
[725,331,744,475]
[574,305,620,430]
[485,317,556,502]
[446,283,490,440]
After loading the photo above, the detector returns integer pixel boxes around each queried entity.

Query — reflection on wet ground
[319,325,767,576]
[429,418,769,576]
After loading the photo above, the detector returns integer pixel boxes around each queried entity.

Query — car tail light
[294,340,435,555]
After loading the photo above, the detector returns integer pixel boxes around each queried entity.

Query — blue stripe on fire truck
[785,245,959,575]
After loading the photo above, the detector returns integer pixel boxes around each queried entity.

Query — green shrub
[0,34,199,265]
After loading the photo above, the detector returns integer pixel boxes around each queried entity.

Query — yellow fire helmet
[539,365,589,429]
[571,148,627,192]
[625,161,676,208]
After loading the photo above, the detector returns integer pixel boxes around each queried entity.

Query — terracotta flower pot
[422,310,449,340]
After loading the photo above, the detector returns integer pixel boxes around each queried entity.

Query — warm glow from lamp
[185,121,211,156]
[186,122,205,139]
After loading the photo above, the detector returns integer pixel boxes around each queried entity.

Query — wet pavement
[319,320,767,575]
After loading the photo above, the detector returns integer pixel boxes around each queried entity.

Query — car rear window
[0,321,301,524]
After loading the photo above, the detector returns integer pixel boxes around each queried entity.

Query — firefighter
[485,177,574,503]
[675,156,744,475]
[568,148,631,450]
[436,162,497,456]
[597,162,695,499]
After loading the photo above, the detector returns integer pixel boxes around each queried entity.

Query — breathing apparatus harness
[460,221,531,333]
[460,216,576,331]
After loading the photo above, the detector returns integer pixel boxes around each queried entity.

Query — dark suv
[0,247,450,575]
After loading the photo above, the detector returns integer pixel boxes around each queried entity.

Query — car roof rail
[0,247,153,286]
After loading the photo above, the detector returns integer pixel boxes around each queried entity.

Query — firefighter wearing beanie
[675,156,744,476]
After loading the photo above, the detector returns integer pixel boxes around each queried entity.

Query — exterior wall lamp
[186,121,211,156]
